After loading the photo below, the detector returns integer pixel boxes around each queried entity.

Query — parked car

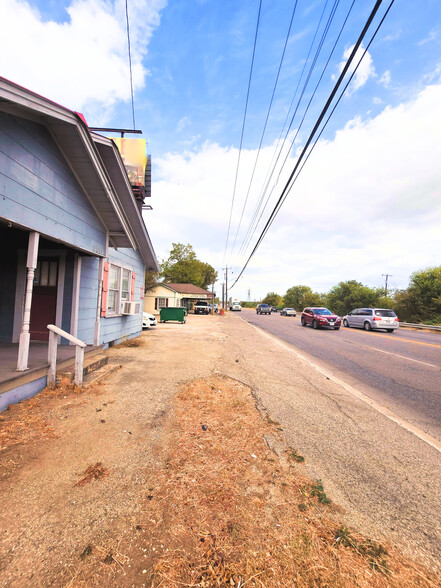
[256,303,271,315]
[301,307,341,330]
[343,308,399,332]
[142,312,157,329]
[194,301,210,315]
[280,308,296,317]
[208,304,219,313]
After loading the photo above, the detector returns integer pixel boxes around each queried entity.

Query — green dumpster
[160,307,187,323]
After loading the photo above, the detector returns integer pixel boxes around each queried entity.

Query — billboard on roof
[111,137,147,187]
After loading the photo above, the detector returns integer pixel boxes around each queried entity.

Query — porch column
[17,232,40,371]
[70,254,82,342]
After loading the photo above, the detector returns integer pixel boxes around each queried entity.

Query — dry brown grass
[74,462,110,487]
[117,336,145,348]
[0,379,91,452]
[0,413,57,451]
[141,376,440,587]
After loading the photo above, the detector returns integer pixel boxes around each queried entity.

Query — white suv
[343,308,399,332]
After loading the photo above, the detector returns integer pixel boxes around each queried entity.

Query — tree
[284,285,323,310]
[396,266,441,324]
[145,270,159,292]
[262,292,283,307]
[160,243,218,290]
[325,280,382,316]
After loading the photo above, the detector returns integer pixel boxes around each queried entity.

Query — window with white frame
[121,269,131,302]
[158,297,167,308]
[107,264,132,314]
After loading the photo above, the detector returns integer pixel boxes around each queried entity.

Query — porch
[0,342,101,411]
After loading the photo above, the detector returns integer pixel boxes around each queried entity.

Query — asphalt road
[225,311,441,570]
[240,309,441,443]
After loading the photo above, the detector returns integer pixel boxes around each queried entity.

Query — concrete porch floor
[0,342,102,408]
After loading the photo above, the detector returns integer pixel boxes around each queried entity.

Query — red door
[29,259,58,341]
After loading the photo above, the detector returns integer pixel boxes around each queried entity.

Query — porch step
[57,353,109,383]
[82,362,122,386]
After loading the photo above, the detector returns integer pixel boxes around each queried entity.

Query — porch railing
[47,324,87,387]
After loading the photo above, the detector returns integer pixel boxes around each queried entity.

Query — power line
[223,0,262,264]
[125,0,136,130]
[229,0,300,256]
[230,0,394,289]
[268,0,396,232]
[237,0,355,267]
[235,0,340,263]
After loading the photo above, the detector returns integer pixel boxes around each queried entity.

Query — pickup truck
[194,301,210,315]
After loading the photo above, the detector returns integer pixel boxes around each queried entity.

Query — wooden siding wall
[61,253,74,341]
[0,113,107,255]
[100,247,145,345]
[76,248,145,345]
[0,251,17,342]
[77,256,100,344]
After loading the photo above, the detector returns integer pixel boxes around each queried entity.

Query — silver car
[343,308,399,332]
[280,308,296,316]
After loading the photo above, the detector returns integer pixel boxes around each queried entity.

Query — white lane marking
[344,340,439,368]
[241,317,441,454]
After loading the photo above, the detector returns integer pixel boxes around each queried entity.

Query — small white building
[144,283,214,315]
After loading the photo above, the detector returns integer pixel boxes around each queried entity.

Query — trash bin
[219,308,225,316]
[160,307,187,324]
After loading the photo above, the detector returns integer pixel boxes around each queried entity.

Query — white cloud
[147,82,441,300]
[417,28,438,46]
[0,0,166,123]
[384,30,402,42]
[335,44,376,95]
[378,70,391,88]
[373,97,383,105]
[176,116,190,132]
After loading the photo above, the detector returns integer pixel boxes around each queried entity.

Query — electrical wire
[230,0,394,289]
[229,0,299,256]
[223,0,262,265]
[235,0,337,263]
[238,0,354,263]
[272,0,396,225]
[125,0,136,129]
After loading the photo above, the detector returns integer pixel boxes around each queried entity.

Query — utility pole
[211,281,215,315]
[223,267,232,310]
[221,283,225,310]
[382,273,392,296]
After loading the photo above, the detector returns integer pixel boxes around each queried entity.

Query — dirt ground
[0,314,440,587]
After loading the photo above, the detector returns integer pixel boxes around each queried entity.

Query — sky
[1,0,440,301]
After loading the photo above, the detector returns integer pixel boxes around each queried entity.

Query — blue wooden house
[0,77,158,409]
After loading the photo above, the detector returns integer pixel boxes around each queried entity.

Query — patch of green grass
[265,414,282,428]
[334,526,390,574]
[310,480,331,505]
[287,449,305,463]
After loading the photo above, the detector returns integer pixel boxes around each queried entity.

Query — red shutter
[101,262,110,317]
[131,272,136,302]
[155,298,158,310]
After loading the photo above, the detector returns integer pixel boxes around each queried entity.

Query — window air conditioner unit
[121,301,140,315]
